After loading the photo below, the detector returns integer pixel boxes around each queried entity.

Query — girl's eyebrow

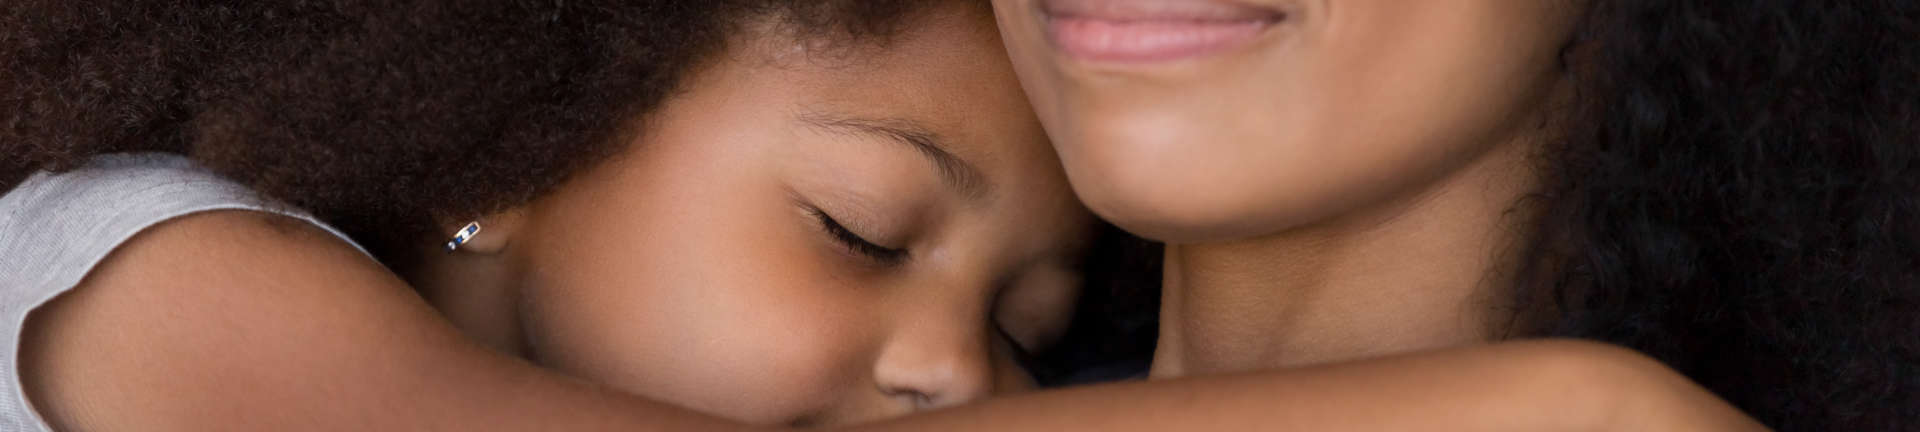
[796,111,993,201]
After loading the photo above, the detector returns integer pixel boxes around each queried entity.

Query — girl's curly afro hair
[1,0,945,262]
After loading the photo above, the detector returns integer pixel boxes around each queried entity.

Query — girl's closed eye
[805,205,908,266]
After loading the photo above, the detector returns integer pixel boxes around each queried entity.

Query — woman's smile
[1040,0,1289,63]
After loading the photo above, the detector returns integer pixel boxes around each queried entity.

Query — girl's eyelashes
[807,206,909,266]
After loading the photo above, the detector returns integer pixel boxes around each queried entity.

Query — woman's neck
[1152,133,1541,377]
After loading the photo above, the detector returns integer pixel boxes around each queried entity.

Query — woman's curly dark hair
[1514,1,1920,430]
[0,0,943,262]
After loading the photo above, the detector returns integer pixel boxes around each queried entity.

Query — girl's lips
[1041,0,1284,64]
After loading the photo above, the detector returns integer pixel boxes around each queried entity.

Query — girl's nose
[870,316,994,411]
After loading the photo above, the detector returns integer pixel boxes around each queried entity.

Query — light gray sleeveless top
[0,153,369,432]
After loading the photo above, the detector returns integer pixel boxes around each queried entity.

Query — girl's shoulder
[0,153,370,431]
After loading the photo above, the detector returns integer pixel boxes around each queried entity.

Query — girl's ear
[441,207,528,255]
[418,207,533,355]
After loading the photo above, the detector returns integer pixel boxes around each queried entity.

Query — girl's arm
[23,210,744,431]
[21,211,1762,431]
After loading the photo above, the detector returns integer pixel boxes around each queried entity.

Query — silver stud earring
[444,221,482,252]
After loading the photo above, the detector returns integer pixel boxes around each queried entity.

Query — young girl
[3,0,1760,431]
[4,0,1100,428]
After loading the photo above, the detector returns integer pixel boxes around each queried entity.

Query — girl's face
[988,0,1580,242]
[495,3,1087,427]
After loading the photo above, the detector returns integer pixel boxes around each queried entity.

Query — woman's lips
[1042,0,1283,63]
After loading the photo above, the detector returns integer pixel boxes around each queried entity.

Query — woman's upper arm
[845,339,1766,432]
[19,210,747,431]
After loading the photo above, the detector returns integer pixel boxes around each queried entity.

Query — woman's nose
[870,317,994,411]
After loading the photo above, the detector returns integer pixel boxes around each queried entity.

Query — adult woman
[990,0,1917,430]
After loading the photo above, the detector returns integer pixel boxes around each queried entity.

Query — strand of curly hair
[1518,1,1920,429]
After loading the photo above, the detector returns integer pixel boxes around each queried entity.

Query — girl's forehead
[698,3,1085,250]
[741,23,1036,176]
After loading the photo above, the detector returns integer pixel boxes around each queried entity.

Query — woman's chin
[1071,174,1306,245]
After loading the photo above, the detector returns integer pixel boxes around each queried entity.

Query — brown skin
[21,217,1757,431]
[410,6,1088,426]
[992,0,1574,367]
[20,2,1763,431]
[992,0,1759,425]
